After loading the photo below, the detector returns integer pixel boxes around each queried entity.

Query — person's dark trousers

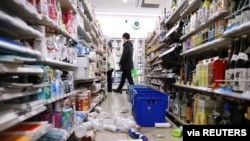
[117,69,134,91]
[107,69,113,92]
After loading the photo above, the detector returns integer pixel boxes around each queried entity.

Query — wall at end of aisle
[96,13,159,39]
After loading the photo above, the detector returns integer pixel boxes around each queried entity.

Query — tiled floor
[95,90,183,141]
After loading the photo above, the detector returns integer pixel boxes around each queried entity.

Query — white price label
[231,54,238,61]
[238,53,249,61]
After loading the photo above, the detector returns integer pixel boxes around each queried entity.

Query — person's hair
[122,32,130,40]
[108,40,113,52]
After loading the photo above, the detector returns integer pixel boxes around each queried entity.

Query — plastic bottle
[103,124,120,132]
[94,106,103,113]
[75,121,93,138]
[155,122,171,128]
[128,128,148,141]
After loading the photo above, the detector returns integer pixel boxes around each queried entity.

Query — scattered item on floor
[90,119,103,131]
[94,106,103,113]
[128,128,148,141]
[121,107,129,113]
[87,116,95,121]
[118,139,142,141]
[103,124,120,132]
[99,111,111,119]
[80,130,96,141]
[154,122,171,128]
[75,121,94,138]
[151,134,165,138]
[114,117,141,132]
[89,112,98,118]
[171,126,183,137]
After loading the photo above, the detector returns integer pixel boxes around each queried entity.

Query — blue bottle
[128,128,148,141]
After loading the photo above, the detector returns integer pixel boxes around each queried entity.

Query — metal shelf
[181,9,229,40]
[0,0,78,42]
[0,64,44,74]
[77,25,92,43]
[147,32,160,47]
[80,0,93,22]
[151,82,162,86]
[180,37,231,56]
[164,0,188,27]
[223,21,250,38]
[0,106,47,132]
[59,0,77,14]
[45,90,80,104]
[159,46,176,58]
[174,84,250,101]
[40,58,78,71]
[163,24,179,41]
[154,43,168,52]
[0,88,41,101]
[0,40,41,58]
[0,11,43,39]
[180,0,201,17]
[78,8,92,31]
[167,112,189,125]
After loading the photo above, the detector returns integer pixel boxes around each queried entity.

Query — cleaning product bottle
[128,128,148,141]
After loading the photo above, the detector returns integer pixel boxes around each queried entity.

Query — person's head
[122,32,130,42]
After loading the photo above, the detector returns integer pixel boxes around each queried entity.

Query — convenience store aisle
[95,91,182,141]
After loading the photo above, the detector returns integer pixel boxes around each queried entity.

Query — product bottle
[234,35,249,93]
[128,128,148,141]
[219,103,232,125]
[173,91,181,117]
[244,102,250,124]
[180,57,185,84]
[184,56,194,85]
[231,103,244,124]
[180,92,187,119]
[185,93,193,123]
[229,38,240,90]
[168,89,175,113]
[225,41,235,86]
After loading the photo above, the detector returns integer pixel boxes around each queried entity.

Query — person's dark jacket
[119,41,134,70]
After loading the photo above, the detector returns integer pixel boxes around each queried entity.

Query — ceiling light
[123,0,127,3]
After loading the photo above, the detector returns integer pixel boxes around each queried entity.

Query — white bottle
[103,124,120,132]
[155,122,171,128]
[75,121,93,138]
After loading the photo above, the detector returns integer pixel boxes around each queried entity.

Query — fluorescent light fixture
[95,11,160,17]
[123,0,127,3]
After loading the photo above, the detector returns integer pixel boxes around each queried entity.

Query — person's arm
[119,45,129,66]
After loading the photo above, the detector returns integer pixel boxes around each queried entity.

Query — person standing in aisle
[107,41,116,92]
[114,33,134,94]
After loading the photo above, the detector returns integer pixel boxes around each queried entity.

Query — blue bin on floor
[127,85,148,103]
[131,88,155,104]
[132,89,168,127]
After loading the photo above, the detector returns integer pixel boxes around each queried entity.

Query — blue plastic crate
[127,85,148,102]
[132,91,168,127]
[131,88,156,104]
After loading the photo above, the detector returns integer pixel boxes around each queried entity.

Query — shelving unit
[0,0,106,140]
[145,0,250,127]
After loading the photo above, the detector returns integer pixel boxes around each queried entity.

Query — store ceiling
[90,0,171,15]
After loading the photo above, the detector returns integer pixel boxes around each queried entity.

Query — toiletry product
[128,128,148,141]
